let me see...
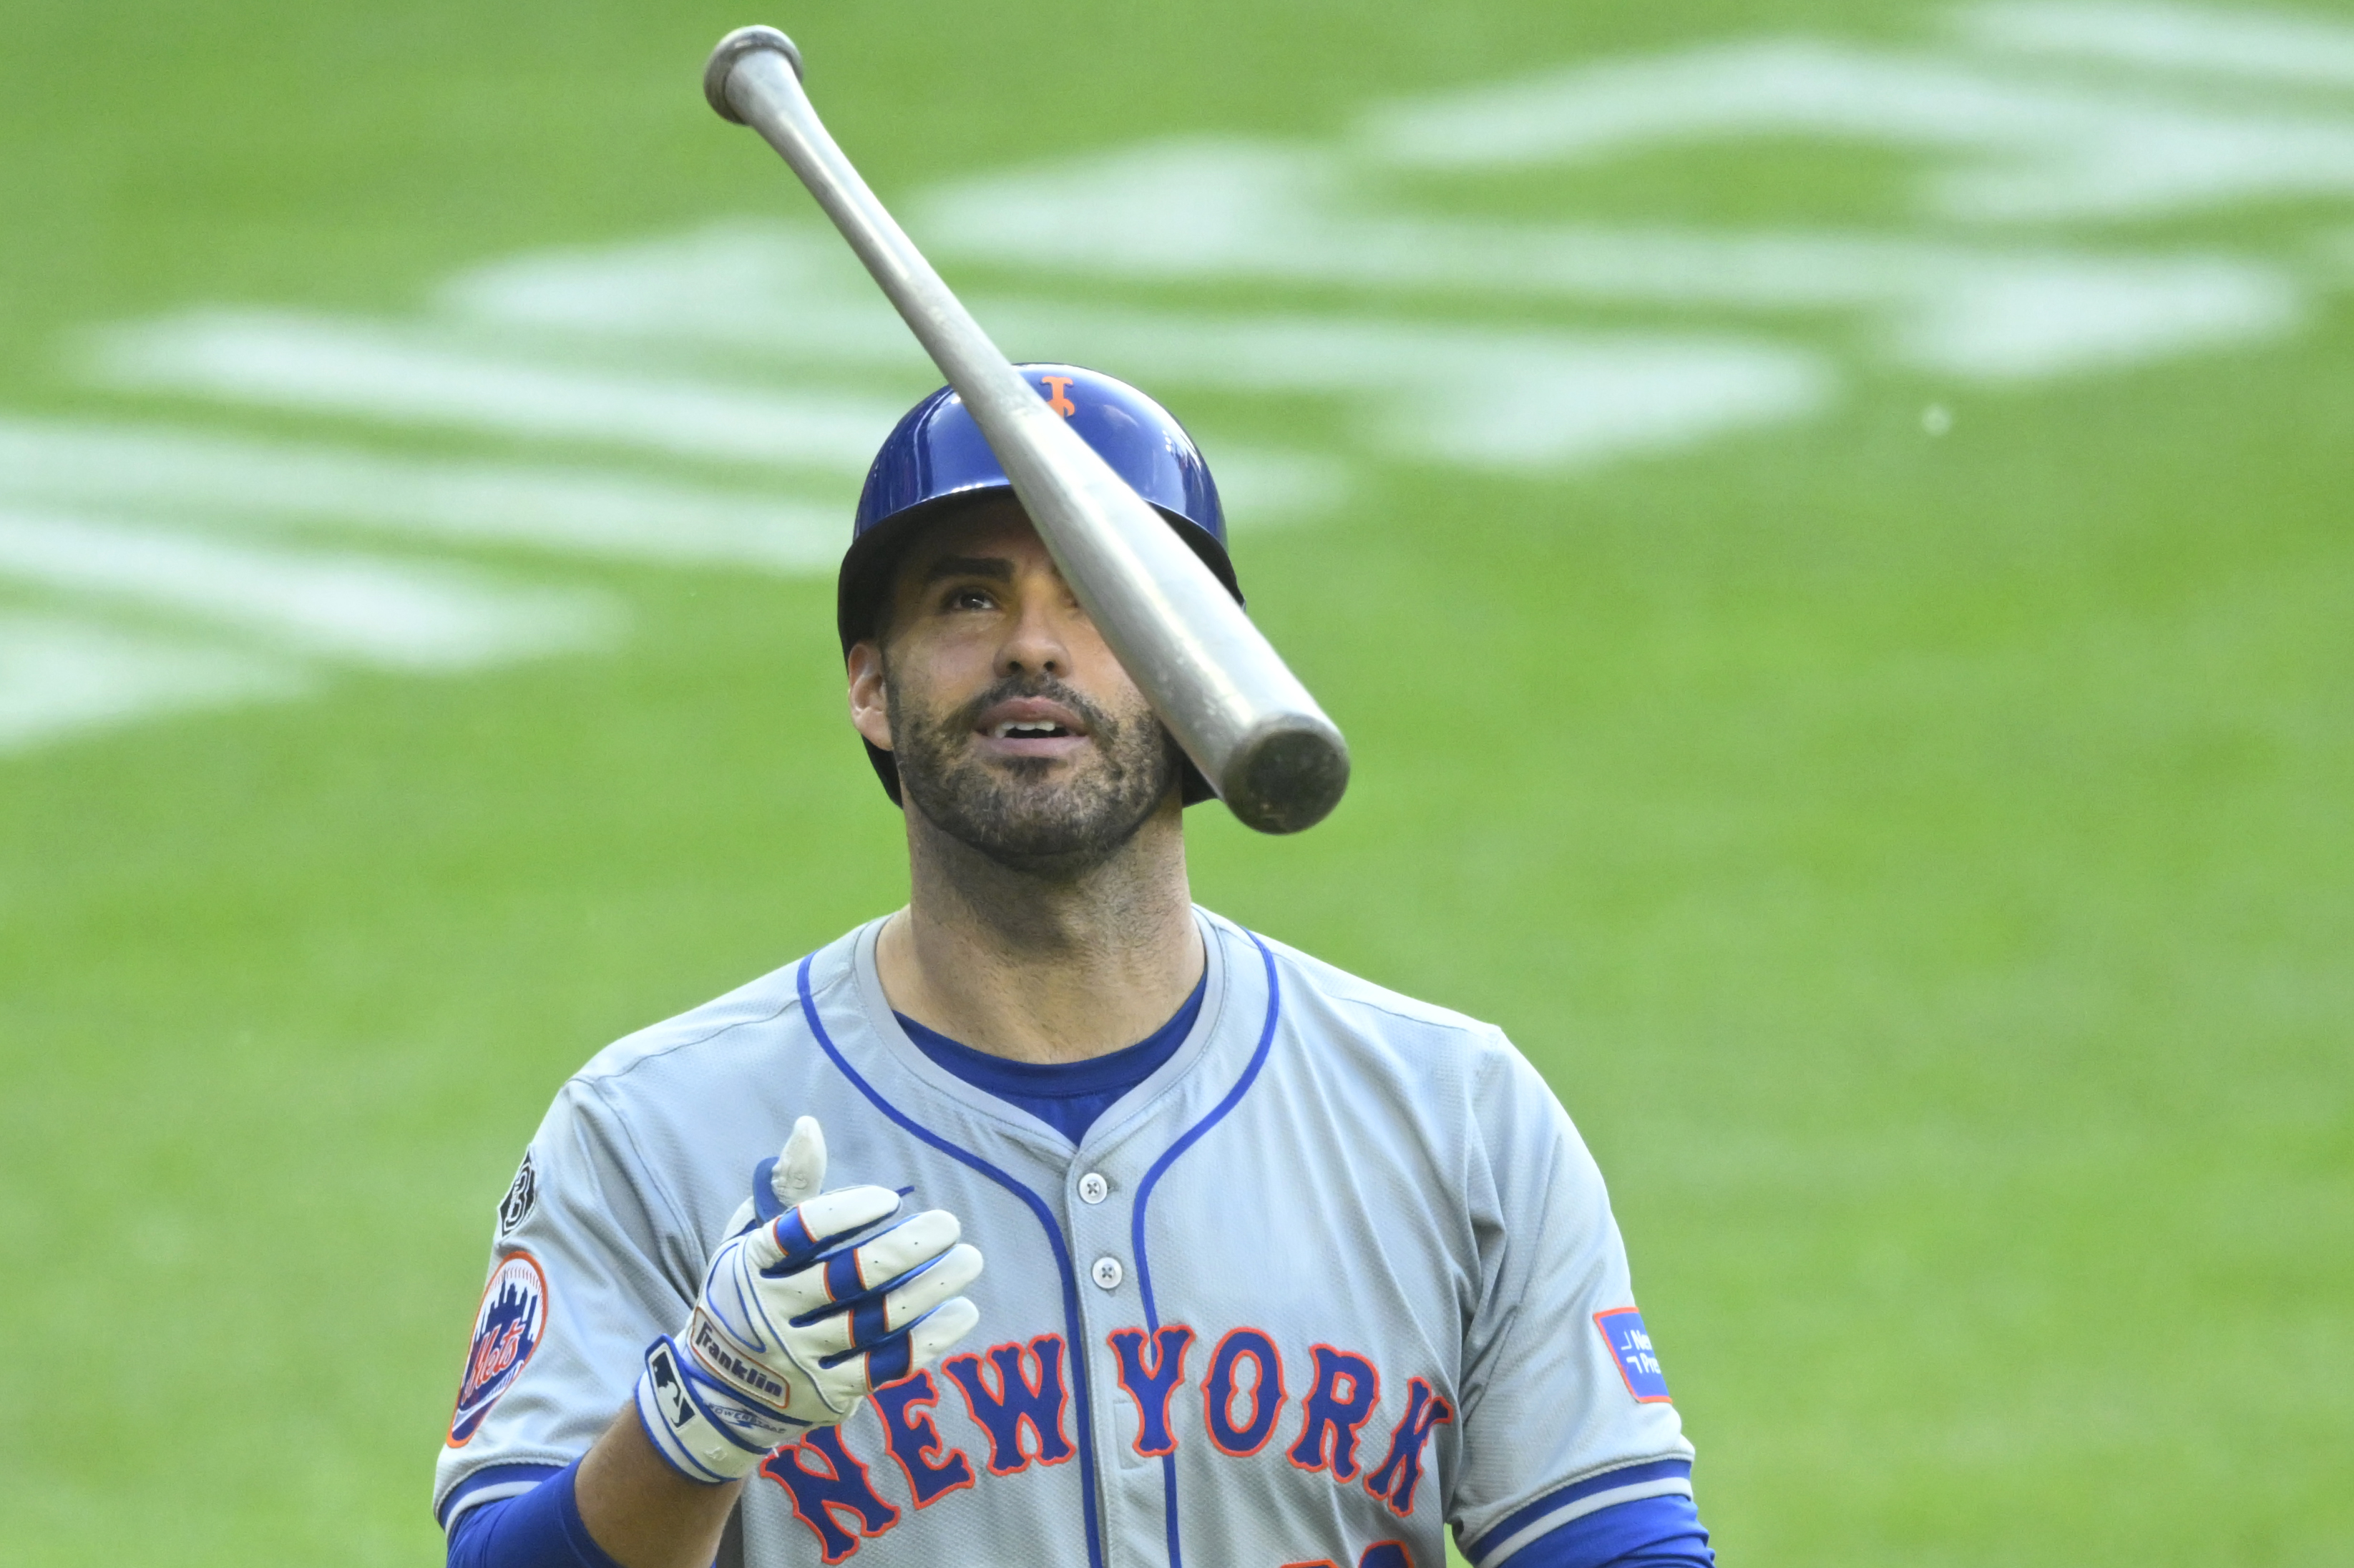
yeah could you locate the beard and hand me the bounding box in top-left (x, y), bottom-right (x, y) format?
top-left (886, 666), bottom-right (1182, 873)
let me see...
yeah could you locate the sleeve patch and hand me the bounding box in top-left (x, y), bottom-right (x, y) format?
top-left (497, 1151), bottom-right (538, 1236)
top-left (449, 1253), bottom-right (550, 1445)
top-left (1593, 1308), bottom-right (1671, 1404)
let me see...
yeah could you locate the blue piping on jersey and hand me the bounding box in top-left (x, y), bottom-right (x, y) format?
top-left (796, 956), bottom-right (1108, 1568)
top-left (1462, 1459), bottom-right (1694, 1566)
top-left (1130, 932), bottom-right (1284, 1568)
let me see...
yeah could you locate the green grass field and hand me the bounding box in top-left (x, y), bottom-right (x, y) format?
top-left (2, 0), bottom-right (2350, 1563)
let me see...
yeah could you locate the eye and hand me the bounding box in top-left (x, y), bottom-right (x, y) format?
top-left (941, 586), bottom-right (997, 613)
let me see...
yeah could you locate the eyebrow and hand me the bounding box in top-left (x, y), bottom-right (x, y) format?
top-left (920, 555), bottom-right (1015, 584)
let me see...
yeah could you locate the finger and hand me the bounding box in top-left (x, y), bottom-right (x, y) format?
top-left (879, 1243), bottom-right (982, 1333)
top-left (793, 1302), bottom-right (859, 1362)
top-left (772, 1116), bottom-right (826, 1207)
top-left (823, 1210), bottom-right (959, 1303)
top-left (744, 1185), bottom-right (899, 1271)
top-left (846, 1291), bottom-right (982, 1390)
top-left (748, 1116), bottom-right (826, 1227)
top-left (904, 1296), bottom-right (980, 1370)
top-left (771, 1213), bottom-right (959, 1333)
top-left (831, 1241), bottom-right (981, 1355)
top-left (794, 1185), bottom-right (902, 1249)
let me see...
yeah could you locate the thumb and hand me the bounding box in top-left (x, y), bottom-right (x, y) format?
top-left (771, 1115), bottom-right (827, 1207)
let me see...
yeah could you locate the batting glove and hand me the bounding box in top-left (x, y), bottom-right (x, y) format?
top-left (634, 1116), bottom-right (983, 1484)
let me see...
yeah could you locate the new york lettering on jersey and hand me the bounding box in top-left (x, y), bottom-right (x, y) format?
top-left (434, 911), bottom-right (1696, 1565)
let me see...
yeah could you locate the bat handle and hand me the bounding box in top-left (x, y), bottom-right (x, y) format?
top-left (702, 27), bottom-right (1351, 835)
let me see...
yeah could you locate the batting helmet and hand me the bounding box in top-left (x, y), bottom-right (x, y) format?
top-left (838, 363), bottom-right (1239, 808)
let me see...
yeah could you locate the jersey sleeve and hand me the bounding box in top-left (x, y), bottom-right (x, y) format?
top-left (1497, 1494), bottom-right (1715, 1568)
top-left (431, 1076), bottom-right (710, 1531)
top-left (1447, 1037), bottom-right (1699, 1567)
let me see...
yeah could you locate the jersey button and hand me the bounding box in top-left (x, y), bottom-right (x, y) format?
top-left (1090, 1255), bottom-right (1123, 1290)
top-left (1078, 1172), bottom-right (1110, 1205)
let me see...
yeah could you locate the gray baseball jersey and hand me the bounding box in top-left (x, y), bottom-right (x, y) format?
top-left (435, 909), bottom-right (1696, 1568)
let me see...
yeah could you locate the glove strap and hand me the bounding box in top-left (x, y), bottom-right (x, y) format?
top-left (634, 1337), bottom-right (791, 1484)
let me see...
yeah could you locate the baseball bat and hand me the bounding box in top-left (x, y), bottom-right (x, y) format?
top-left (702, 26), bottom-right (1350, 835)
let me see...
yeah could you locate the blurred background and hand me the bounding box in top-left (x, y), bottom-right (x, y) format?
top-left (1, 0), bottom-right (2348, 1562)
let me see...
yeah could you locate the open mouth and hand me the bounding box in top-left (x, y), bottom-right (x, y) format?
top-left (973, 695), bottom-right (1093, 757)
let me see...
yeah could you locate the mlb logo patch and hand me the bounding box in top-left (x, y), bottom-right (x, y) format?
top-left (1593, 1308), bottom-right (1672, 1403)
top-left (449, 1253), bottom-right (548, 1445)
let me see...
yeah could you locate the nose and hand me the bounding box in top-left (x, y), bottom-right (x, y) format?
top-left (996, 583), bottom-right (1073, 678)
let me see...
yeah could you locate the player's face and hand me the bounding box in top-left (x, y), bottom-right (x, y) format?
top-left (849, 499), bottom-right (1182, 870)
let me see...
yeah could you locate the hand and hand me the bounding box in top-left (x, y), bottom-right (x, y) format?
top-left (633, 1117), bottom-right (983, 1484)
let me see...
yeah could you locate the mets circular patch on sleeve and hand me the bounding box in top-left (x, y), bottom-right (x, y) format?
top-left (449, 1253), bottom-right (548, 1445)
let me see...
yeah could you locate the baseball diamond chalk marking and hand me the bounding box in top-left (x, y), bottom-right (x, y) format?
top-left (11, 1), bottom-right (2354, 765)
top-left (0, 612), bottom-right (311, 752)
top-left (0, 418), bottom-right (845, 572)
top-left (917, 141), bottom-right (2306, 381)
top-left (0, 508), bottom-right (620, 672)
top-left (1363, 24), bottom-right (2354, 221)
top-left (445, 217), bottom-right (1837, 464)
top-left (89, 311), bottom-right (907, 471)
top-left (449, 1253), bottom-right (548, 1445)
top-left (1963, 1), bottom-right (2354, 87)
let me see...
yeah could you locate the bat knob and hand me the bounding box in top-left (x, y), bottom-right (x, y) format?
top-left (1222, 717), bottom-right (1352, 835)
top-left (705, 26), bottom-right (804, 123)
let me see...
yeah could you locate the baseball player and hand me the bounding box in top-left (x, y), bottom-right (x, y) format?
top-left (435, 366), bottom-right (1714, 1568)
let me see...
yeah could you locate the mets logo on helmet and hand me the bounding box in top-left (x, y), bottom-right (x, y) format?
top-left (449, 1253), bottom-right (548, 1445)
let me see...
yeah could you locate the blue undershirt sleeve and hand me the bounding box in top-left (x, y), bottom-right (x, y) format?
top-left (1487, 1491), bottom-right (1715, 1568)
top-left (446, 1460), bottom-right (627, 1568)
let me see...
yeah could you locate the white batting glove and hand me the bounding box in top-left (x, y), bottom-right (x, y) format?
top-left (634, 1117), bottom-right (983, 1484)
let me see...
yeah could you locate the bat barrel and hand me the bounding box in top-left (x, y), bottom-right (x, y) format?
top-left (703, 26), bottom-right (1349, 834)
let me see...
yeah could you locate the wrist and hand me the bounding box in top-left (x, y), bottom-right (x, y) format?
top-left (633, 1338), bottom-right (777, 1484)
top-left (577, 1407), bottom-right (746, 1568)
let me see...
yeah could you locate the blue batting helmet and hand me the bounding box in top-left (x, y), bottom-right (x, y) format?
top-left (837, 364), bottom-right (1240, 808)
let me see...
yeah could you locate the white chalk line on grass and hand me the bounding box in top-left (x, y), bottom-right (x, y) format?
top-left (987, 303), bottom-right (1836, 468)
top-left (0, 508), bottom-right (623, 672)
top-left (80, 311), bottom-right (1351, 516)
top-left (440, 220), bottom-right (929, 371)
top-left (1962, 1), bottom-right (2354, 89)
top-left (917, 144), bottom-right (2304, 381)
top-left (444, 220), bottom-right (1835, 466)
top-left (0, 417), bottom-right (846, 573)
top-left (1359, 30), bottom-right (2354, 222)
top-left (87, 310), bottom-right (907, 472)
top-left (0, 612), bottom-right (312, 753)
top-left (19, 1), bottom-right (2354, 763)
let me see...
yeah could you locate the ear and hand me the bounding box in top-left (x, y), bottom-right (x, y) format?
top-left (846, 641), bottom-right (894, 753)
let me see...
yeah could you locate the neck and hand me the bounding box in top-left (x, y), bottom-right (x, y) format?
top-left (876, 794), bottom-right (1203, 1065)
